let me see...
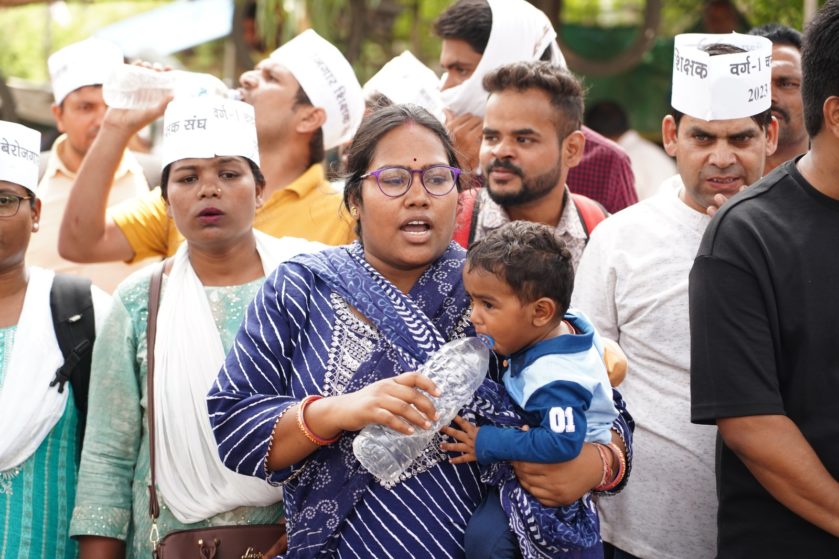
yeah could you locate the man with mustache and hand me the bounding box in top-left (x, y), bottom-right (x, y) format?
top-left (572, 35), bottom-right (777, 558)
top-left (29, 38), bottom-right (153, 292)
top-left (473, 61), bottom-right (599, 269)
top-left (749, 23), bottom-right (807, 173)
top-left (435, 0), bottom-right (637, 214)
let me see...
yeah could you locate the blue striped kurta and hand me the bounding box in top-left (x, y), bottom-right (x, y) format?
top-left (209, 246), bottom-right (485, 558)
top-left (209, 244), bottom-right (635, 559)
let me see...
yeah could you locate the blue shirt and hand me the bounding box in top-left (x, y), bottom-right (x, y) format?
top-left (475, 309), bottom-right (617, 464)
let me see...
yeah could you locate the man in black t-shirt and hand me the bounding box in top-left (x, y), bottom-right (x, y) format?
top-left (690, 2), bottom-right (839, 556)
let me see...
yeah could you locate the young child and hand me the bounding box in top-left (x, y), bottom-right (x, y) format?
top-left (442, 221), bottom-right (621, 559)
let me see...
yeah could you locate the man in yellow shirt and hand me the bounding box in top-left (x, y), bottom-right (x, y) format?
top-left (30, 38), bottom-right (153, 292)
top-left (58, 30), bottom-right (363, 265)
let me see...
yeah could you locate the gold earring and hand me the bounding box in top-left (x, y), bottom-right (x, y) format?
top-left (350, 207), bottom-right (359, 218)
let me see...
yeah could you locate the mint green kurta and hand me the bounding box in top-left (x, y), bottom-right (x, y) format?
top-left (69, 270), bottom-right (281, 558)
top-left (0, 326), bottom-right (80, 559)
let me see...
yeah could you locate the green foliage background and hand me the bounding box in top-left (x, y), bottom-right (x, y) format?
top-left (0, 1), bottom-right (168, 82)
top-left (0, 0), bottom-right (820, 82)
top-left (0, 0), bottom-right (826, 134)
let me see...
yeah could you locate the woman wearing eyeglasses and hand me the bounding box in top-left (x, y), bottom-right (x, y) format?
top-left (0, 121), bottom-right (111, 559)
top-left (208, 104), bottom-right (633, 558)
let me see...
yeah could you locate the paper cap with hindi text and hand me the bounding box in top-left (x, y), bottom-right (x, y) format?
top-left (440, 0), bottom-right (566, 118)
top-left (161, 97), bottom-right (260, 170)
top-left (48, 38), bottom-right (123, 106)
top-left (671, 33), bottom-right (773, 121)
top-left (270, 29), bottom-right (365, 150)
top-left (364, 51), bottom-right (446, 123)
top-left (0, 121), bottom-right (41, 194)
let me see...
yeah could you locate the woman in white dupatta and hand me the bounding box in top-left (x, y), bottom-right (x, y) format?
top-left (0, 120), bottom-right (111, 559)
top-left (70, 97), bottom-right (317, 559)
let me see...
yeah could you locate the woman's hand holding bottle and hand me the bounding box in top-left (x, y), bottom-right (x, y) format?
top-left (309, 372), bottom-right (440, 438)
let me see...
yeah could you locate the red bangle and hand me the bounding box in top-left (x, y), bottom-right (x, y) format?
top-left (593, 443), bottom-right (612, 488)
top-left (595, 442), bottom-right (626, 492)
top-left (297, 395), bottom-right (341, 446)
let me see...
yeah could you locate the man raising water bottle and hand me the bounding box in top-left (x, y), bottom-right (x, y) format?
top-left (58, 29), bottom-right (363, 265)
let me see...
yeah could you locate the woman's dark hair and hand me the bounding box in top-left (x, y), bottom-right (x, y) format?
top-left (342, 103), bottom-right (462, 236)
top-left (466, 221), bottom-right (574, 318)
top-left (160, 157), bottom-right (265, 199)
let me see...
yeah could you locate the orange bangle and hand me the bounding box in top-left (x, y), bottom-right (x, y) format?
top-left (297, 395), bottom-right (340, 446)
top-left (593, 443), bottom-right (612, 488)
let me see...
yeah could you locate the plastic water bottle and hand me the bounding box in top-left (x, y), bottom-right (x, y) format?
top-left (103, 65), bottom-right (238, 109)
top-left (353, 335), bottom-right (493, 484)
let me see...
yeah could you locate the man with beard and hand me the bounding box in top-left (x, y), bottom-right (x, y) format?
top-left (463, 61), bottom-right (600, 269)
top-left (572, 35), bottom-right (777, 559)
top-left (750, 23), bottom-right (808, 172)
top-left (30, 38), bottom-right (153, 292)
top-left (436, 0), bottom-right (637, 214)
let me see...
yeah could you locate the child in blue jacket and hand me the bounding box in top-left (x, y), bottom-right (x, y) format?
top-left (443, 221), bottom-right (619, 559)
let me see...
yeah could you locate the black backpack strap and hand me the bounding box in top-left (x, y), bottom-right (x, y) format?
top-left (49, 274), bottom-right (96, 426)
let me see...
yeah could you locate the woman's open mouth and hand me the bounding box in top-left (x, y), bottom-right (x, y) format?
top-left (197, 207), bottom-right (224, 224)
top-left (400, 219), bottom-right (433, 242)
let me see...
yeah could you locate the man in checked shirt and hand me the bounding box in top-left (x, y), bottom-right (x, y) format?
top-left (435, 0), bottom-right (638, 214)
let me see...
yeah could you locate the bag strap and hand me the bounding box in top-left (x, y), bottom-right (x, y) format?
top-left (48, 274), bottom-right (96, 442)
top-left (570, 192), bottom-right (609, 240)
top-left (142, 259), bottom-right (288, 557)
top-left (146, 261), bottom-right (166, 529)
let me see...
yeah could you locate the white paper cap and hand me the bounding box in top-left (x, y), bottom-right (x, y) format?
top-left (270, 29), bottom-right (365, 150)
top-left (0, 121), bottom-right (41, 194)
top-left (364, 51), bottom-right (446, 123)
top-left (440, 0), bottom-right (566, 118)
top-left (672, 33), bottom-right (773, 121)
top-left (48, 38), bottom-right (123, 105)
top-left (161, 97), bottom-right (260, 169)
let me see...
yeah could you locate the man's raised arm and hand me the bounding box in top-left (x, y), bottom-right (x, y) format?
top-left (59, 100), bottom-right (168, 263)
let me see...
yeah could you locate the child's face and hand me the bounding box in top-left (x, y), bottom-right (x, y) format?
top-left (462, 265), bottom-right (540, 356)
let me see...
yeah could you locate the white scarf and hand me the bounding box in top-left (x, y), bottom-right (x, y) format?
top-left (0, 268), bottom-right (67, 472)
top-left (440, 0), bottom-right (566, 118)
top-left (154, 231), bottom-right (320, 523)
